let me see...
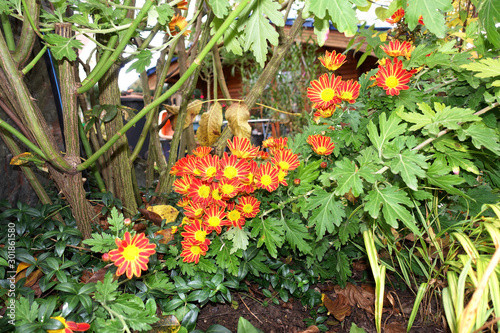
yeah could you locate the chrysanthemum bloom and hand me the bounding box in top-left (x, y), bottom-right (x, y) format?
top-left (170, 155), bottom-right (190, 175)
top-left (47, 316), bottom-right (90, 333)
top-left (336, 80), bottom-right (361, 104)
top-left (184, 201), bottom-right (206, 219)
top-left (277, 168), bottom-right (288, 186)
top-left (176, 196), bottom-right (191, 207)
top-left (169, 14), bottom-right (191, 36)
top-left (196, 154), bottom-right (219, 182)
top-left (217, 152), bottom-right (250, 181)
top-left (386, 8), bottom-right (405, 24)
top-left (271, 149), bottom-right (300, 172)
top-left (209, 182), bottom-right (227, 207)
top-left (173, 175), bottom-right (193, 195)
top-left (180, 238), bottom-right (208, 263)
top-left (227, 136), bottom-right (259, 159)
top-left (318, 50), bottom-right (347, 71)
top-left (187, 177), bottom-right (212, 205)
top-left (240, 160), bottom-right (258, 194)
top-left (307, 73), bottom-right (342, 109)
top-left (255, 163), bottom-right (280, 192)
top-left (375, 58), bottom-right (413, 96)
top-left (307, 134), bottom-right (335, 156)
top-left (203, 205), bottom-right (229, 234)
top-left (314, 106), bottom-right (337, 118)
top-left (256, 151), bottom-right (269, 160)
top-left (262, 137), bottom-right (275, 149)
top-left (176, 0), bottom-right (188, 10)
top-left (181, 219), bottom-right (211, 247)
top-left (108, 232), bottom-right (156, 279)
top-left (226, 206), bottom-right (246, 229)
top-left (236, 196), bottom-right (260, 218)
top-left (180, 155), bottom-right (202, 177)
top-left (192, 146), bottom-right (212, 158)
top-left (219, 177), bottom-right (241, 199)
top-left (380, 40), bottom-right (414, 58)
top-left (269, 137), bottom-right (288, 152)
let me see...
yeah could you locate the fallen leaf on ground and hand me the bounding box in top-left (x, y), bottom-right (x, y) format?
top-left (155, 228), bottom-right (174, 244)
top-left (385, 321), bottom-right (406, 333)
top-left (334, 283), bottom-right (375, 315)
top-left (298, 325), bottom-right (319, 333)
top-left (80, 264), bottom-right (112, 284)
top-left (323, 293), bottom-right (351, 321)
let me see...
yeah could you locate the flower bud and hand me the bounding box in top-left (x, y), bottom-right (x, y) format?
top-left (102, 252), bottom-right (110, 262)
top-left (293, 178), bottom-right (301, 185)
top-left (320, 162), bottom-right (328, 169)
top-left (123, 218), bottom-right (132, 226)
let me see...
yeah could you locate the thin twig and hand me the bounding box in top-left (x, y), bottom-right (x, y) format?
top-left (49, 238), bottom-right (92, 251)
top-left (238, 293), bottom-right (263, 324)
top-left (471, 316), bottom-right (500, 333)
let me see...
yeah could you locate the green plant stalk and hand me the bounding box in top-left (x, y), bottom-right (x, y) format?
top-left (77, 0), bottom-right (251, 171)
top-left (20, 0), bottom-right (43, 40)
top-left (21, 44), bottom-right (47, 75)
top-left (13, 0), bottom-right (39, 66)
top-left (407, 282), bottom-right (428, 332)
top-left (77, 0), bottom-right (154, 94)
top-left (0, 118), bottom-right (47, 159)
top-left (1, 14), bottom-right (15, 51)
top-left (100, 303), bottom-right (132, 333)
top-left (78, 121), bottom-right (106, 192)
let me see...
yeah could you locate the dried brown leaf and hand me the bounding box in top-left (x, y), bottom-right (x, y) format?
top-left (167, 100), bottom-right (203, 130)
top-left (206, 102), bottom-right (223, 145)
top-left (155, 229), bottom-right (175, 244)
top-left (298, 325), bottom-right (320, 333)
top-left (323, 293), bottom-right (351, 322)
top-left (197, 113), bottom-right (210, 146)
top-left (385, 321), bottom-right (406, 333)
top-left (147, 205), bottom-right (179, 223)
top-left (139, 208), bottom-right (163, 226)
top-left (82, 264), bottom-right (113, 284)
top-left (225, 102), bottom-right (251, 139)
top-left (334, 283), bottom-right (375, 315)
top-left (10, 152), bottom-right (35, 165)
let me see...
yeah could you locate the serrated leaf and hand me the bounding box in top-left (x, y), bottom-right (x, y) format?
top-left (426, 159), bottom-right (466, 197)
top-left (155, 3), bottom-right (174, 25)
top-left (208, 0), bottom-right (229, 18)
top-left (308, 0), bottom-right (359, 36)
top-left (338, 219), bottom-right (359, 244)
top-left (282, 218), bottom-right (312, 253)
top-left (305, 189), bottom-right (346, 238)
top-left (457, 123), bottom-right (500, 155)
top-left (126, 49), bottom-right (153, 74)
top-left (82, 232), bottom-right (116, 252)
top-left (385, 149), bottom-right (428, 191)
top-left (461, 58), bottom-right (500, 79)
top-left (367, 112), bottom-right (407, 158)
top-left (406, 0), bottom-right (453, 37)
top-left (224, 227), bottom-right (250, 254)
top-left (478, 0), bottom-right (500, 48)
top-left (434, 151), bottom-right (479, 175)
top-left (330, 158), bottom-right (375, 196)
top-left (44, 34), bottom-right (83, 61)
top-left (250, 217), bottom-right (284, 258)
top-left (225, 102), bottom-right (251, 139)
top-left (364, 185), bottom-right (420, 235)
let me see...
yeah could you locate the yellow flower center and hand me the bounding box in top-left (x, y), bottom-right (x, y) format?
top-left (385, 76), bottom-right (399, 88)
top-left (190, 245), bottom-right (202, 255)
top-left (212, 189), bottom-right (222, 200)
top-left (222, 184), bottom-right (234, 194)
top-left (228, 210), bottom-right (241, 221)
top-left (208, 216), bottom-right (221, 227)
top-left (261, 175), bottom-right (272, 186)
top-left (193, 168), bottom-right (201, 176)
top-left (194, 230), bottom-right (207, 242)
top-left (242, 173), bottom-right (253, 185)
top-left (278, 161), bottom-right (290, 171)
top-left (224, 166), bottom-right (238, 179)
top-left (341, 91), bottom-right (353, 100)
top-left (122, 244), bottom-right (140, 261)
top-left (316, 146), bottom-right (327, 154)
top-left (320, 88), bottom-right (335, 102)
top-left (198, 185), bottom-right (211, 198)
top-left (194, 208), bottom-right (203, 217)
top-left (243, 204), bottom-right (253, 214)
top-left (206, 166), bottom-right (217, 177)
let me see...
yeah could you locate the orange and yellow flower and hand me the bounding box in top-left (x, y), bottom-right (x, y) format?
top-left (262, 137), bottom-right (288, 153)
top-left (227, 136), bottom-right (259, 159)
top-left (380, 40), bottom-right (414, 58)
top-left (181, 238), bottom-right (208, 263)
top-left (203, 205), bottom-right (229, 234)
top-left (318, 50), bottom-right (347, 71)
top-left (375, 58), bottom-right (413, 96)
top-left (218, 152), bottom-right (250, 181)
top-left (271, 149), bottom-right (300, 172)
top-left (197, 154), bottom-right (219, 182)
top-left (255, 163), bottom-right (279, 192)
top-left (209, 182), bottom-right (227, 207)
top-left (256, 151), bottom-right (269, 160)
top-left (176, 197), bottom-right (191, 207)
top-left (386, 8), bottom-right (405, 24)
top-left (192, 146), bottom-right (212, 158)
top-left (47, 316), bottom-right (90, 333)
top-left (180, 155), bottom-right (201, 177)
top-left (307, 73), bottom-right (342, 109)
top-left (307, 134), bottom-right (335, 156)
top-left (108, 232), bottom-right (156, 279)
top-left (240, 160), bottom-right (258, 194)
top-left (173, 175), bottom-right (193, 195)
top-left (314, 106), bottom-right (337, 118)
top-left (169, 14), bottom-right (191, 37)
top-left (184, 201), bottom-right (206, 219)
top-left (277, 168), bottom-right (288, 186)
top-left (219, 177), bottom-right (241, 199)
top-left (236, 196), bottom-right (260, 218)
top-left (336, 80), bottom-right (360, 104)
top-left (181, 219), bottom-right (210, 247)
top-left (176, 0), bottom-right (188, 10)
top-left (187, 178), bottom-right (212, 205)
top-left (226, 206), bottom-right (246, 229)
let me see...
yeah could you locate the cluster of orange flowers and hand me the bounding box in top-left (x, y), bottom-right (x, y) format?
top-left (171, 136), bottom-right (300, 263)
top-left (306, 50), bottom-right (361, 120)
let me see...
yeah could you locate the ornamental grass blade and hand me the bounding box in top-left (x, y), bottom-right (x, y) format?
top-left (407, 283), bottom-right (427, 332)
top-left (225, 102), bottom-right (251, 139)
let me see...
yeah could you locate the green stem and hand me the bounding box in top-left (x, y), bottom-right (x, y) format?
top-left (0, 118), bottom-right (47, 159)
top-left (21, 45), bottom-right (47, 75)
top-left (1, 14), bottom-right (15, 51)
top-left (78, 121), bottom-right (106, 192)
top-left (20, 0), bottom-right (43, 40)
top-left (77, 0), bottom-right (251, 171)
top-left (100, 303), bottom-right (132, 333)
top-left (77, 0), bottom-right (155, 94)
top-left (77, 22), bottom-right (133, 35)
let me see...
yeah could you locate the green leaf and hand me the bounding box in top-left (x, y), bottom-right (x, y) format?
top-left (305, 189), bottom-right (346, 238)
top-left (338, 219), bottom-right (359, 244)
top-left (208, 0), bottom-right (229, 18)
top-left (313, 17), bottom-right (330, 46)
top-left (457, 123), bottom-right (500, 155)
top-left (82, 232), bottom-right (116, 253)
top-left (211, 238), bottom-right (241, 275)
top-left (223, 227), bottom-right (250, 254)
top-left (426, 159), bottom-right (466, 197)
top-left (385, 149), bottom-right (428, 191)
top-left (478, 0), bottom-right (500, 48)
top-left (155, 3), bottom-right (174, 25)
top-left (44, 34), bottom-right (83, 61)
top-left (239, 0), bottom-right (284, 67)
top-left (364, 184), bottom-right (420, 235)
top-left (308, 0), bottom-right (359, 36)
top-left (406, 0), bottom-right (453, 37)
top-left (330, 158), bottom-right (375, 196)
top-left (126, 49), bottom-right (153, 74)
top-left (95, 272), bottom-right (120, 303)
top-left (367, 111), bottom-right (407, 158)
top-left (238, 317), bottom-right (260, 333)
top-left (250, 217), bottom-right (285, 258)
top-left (434, 151), bottom-right (479, 175)
top-left (282, 218), bottom-right (312, 254)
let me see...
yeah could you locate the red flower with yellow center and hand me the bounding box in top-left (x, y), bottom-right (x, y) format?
top-left (176, 197), bottom-right (191, 207)
top-left (209, 182), bottom-right (227, 207)
top-left (176, 0), bottom-right (188, 10)
top-left (375, 58), bottom-right (413, 96)
top-left (236, 196), bottom-right (260, 218)
top-left (262, 137), bottom-right (275, 149)
top-left (227, 136), bottom-right (259, 159)
top-left (108, 232), bottom-right (156, 279)
top-left (307, 134), bottom-right (335, 156)
top-left (307, 73), bottom-right (342, 109)
top-left (218, 152), bottom-right (250, 181)
top-left (184, 201), bottom-right (206, 219)
top-left (271, 149), bottom-right (300, 172)
top-left (256, 151), bottom-right (269, 160)
top-left (187, 178), bottom-right (212, 205)
top-left (277, 168), bottom-right (288, 186)
top-left (240, 160), bottom-right (257, 194)
top-left (173, 175), bottom-right (193, 195)
top-left (170, 155), bottom-right (190, 175)
top-left (47, 316), bottom-right (90, 333)
top-left (386, 8), bottom-right (405, 24)
top-left (180, 238), bottom-right (208, 263)
top-left (181, 219), bottom-right (210, 247)
top-left (196, 154), bottom-right (219, 182)
top-left (380, 40), bottom-right (414, 58)
top-left (169, 14), bottom-right (191, 37)
top-left (314, 106), bottom-right (337, 118)
top-left (203, 205), bottom-right (229, 234)
top-left (226, 206), bottom-right (246, 229)
top-left (255, 163), bottom-right (279, 192)
top-left (180, 155), bottom-right (202, 176)
top-left (318, 50), bottom-right (347, 71)
top-left (336, 80), bottom-right (360, 104)
top-left (219, 177), bottom-right (241, 199)
top-left (192, 146), bottom-right (212, 158)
